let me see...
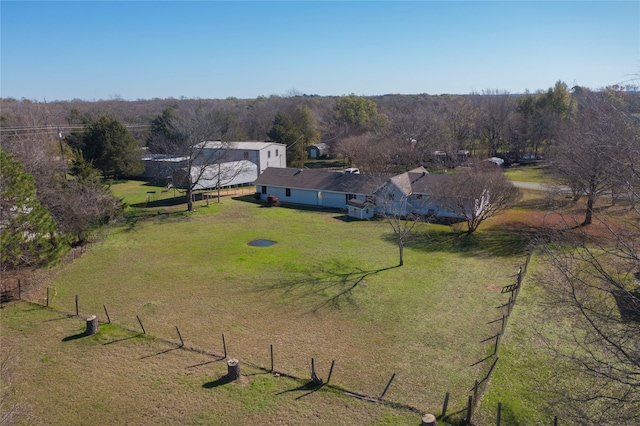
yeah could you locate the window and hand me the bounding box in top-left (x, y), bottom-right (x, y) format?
top-left (268, 150), bottom-right (271, 158)
top-left (285, 188), bottom-right (291, 197)
top-left (346, 194), bottom-right (356, 202)
top-left (261, 185), bottom-right (267, 194)
top-left (388, 193), bottom-right (395, 201)
top-left (276, 149), bottom-right (279, 156)
top-left (244, 152), bottom-right (249, 160)
top-left (415, 194), bottom-right (423, 200)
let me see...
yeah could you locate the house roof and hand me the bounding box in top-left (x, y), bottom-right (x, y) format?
top-left (255, 167), bottom-right (391, 195)
top-left (387, 167), bottom-right (451, 196)
top-left (309, 143), bottom-right (329, 150)
top-left (194, 141), bottom-right (286, 151)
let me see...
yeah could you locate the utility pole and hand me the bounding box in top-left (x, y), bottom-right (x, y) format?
top-left (58, 127), bottom-right (67, 180)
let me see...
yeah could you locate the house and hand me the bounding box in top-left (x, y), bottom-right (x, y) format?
top-left (307, 143), bottom-right (330, 159)
top-left (376, 167), bottom-right (462, 220)
top-left (254, 166), bottom-right (464, 221)
top-left (254, 168), bottom-right (390, 210)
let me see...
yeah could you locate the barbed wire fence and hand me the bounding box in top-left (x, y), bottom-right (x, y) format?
top-left (4, 244), bottom-right (561, 425)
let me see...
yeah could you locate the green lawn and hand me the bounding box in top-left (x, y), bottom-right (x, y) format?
top-left (504, 163), bottom-right (554, 184)
top-left (4, 180), bottom-right (533, 425)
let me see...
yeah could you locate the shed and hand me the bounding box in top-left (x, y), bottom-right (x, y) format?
top-left (307, 143), bottom-right (330, 159)
top-left (347, 198), bottom-right (375, 219)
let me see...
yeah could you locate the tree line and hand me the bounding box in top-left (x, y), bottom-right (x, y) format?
top-left (1, 82), bottom-right (638, 268)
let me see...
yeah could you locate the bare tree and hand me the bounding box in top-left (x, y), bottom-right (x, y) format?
top-left (375, 172), bottom-right (430, 266)
top-left (432, 164), bottom-right (521, 233)
top-left (551, 89), bottom-right (635, 226)
top-left (536, 209), bottom-right (640, 424)
top-left (474, 89), bottom-right (516, 158)
top-left (151, 106), bottom-right (253, 211)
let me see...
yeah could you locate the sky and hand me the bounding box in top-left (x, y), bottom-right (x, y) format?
top-left (2, 1), bottom-right (639, 101)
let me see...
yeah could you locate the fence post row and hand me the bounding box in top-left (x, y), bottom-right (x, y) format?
top-left (23, 258), bottom-right (538, 423)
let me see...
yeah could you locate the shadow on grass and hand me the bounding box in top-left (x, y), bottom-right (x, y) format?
top-left (399, 228), bottom-right (532, 259)
top-left (253, 259), bottom-right (400, 313)
top-left (102, 335), bottom-right (139, 346)
top-left (498, 403), bottom-right (523, 426)
top-left (202, 375), bottom-right (233, 389)
top-left (140, 347), bottom-right (181, 359)
top-left (186, 357), bottom-right (226, 369)
top-left (276, 380), bottom-right (322, 400)
top-left (62, 332), bottom-right (88, 342)
top-left (43, 316), bottom-right (75, 323)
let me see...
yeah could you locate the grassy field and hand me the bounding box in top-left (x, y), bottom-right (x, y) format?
top-left (2, 180), bottom-right (534, 425)
top-left (1, 302), bottom-right (422, 425)
top-left (503, 163), bottom-right (553, 183)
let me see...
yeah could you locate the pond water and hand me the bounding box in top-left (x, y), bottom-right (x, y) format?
top-left (248, 239), bottom-right (276, 247)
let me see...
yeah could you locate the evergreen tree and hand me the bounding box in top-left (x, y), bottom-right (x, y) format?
top-left (82, 116), bottom-right (144, 179)
top-left (0, 148), bottom-right (68, 268)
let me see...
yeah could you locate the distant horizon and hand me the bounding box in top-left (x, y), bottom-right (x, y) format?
top-left (2, 1), bottom-right (638, 102)
top-left (2, 83), bottom-right (631, 104)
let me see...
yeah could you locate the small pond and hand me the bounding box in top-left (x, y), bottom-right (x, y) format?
top-left (248, 239), bottom-right (276, 247)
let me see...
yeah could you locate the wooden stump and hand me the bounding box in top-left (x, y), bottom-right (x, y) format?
top-left (227, 358), bottom-right (240, 381)
top-left (85, 315), bottom-right (99, 336)
top-left (421, 414), bottom-right (437, 426)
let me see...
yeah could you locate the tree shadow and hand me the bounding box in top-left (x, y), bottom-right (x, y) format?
top-left (252, 259), bottom-right (400, 313)
top-left (400, 228), bottom-right (532, 259)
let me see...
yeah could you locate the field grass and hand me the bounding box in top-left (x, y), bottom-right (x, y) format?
top-left (504, 163), bottom-right (554, 183)
top-left (4, 180), bottom-right (534, 424)
top-left (1, 302), bottom-right (423, 426)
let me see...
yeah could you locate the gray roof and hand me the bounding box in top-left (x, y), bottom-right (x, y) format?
top-left (405, 171), bottom-right (452, 195)
top-left (194, 141), bottom-right (286, 151)
top-left (255, 168), bottom-right (391, 195)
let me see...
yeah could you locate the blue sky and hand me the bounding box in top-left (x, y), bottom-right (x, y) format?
top-left (2, 1), bottom-right (638, 101)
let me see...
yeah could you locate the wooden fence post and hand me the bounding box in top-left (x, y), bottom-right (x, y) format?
top-left (311, 358), bottom-right (322, 385)
top-left (75, 295), bottom-right (79, 316)
top-left (473, 379), bottom-right (478, 405)
top-left (17, 279), bottom-right (21, 300)
top-left (136, 315), bottom-right (146, 334)
top-left (222, 333), bottom-right (227, 358)
top-left (441, 391), bottom-right (450, 418)
top-left (326, 360), bottom-right (335, 384)
top-left (176, 326), bottom-right (184, 347)
top-left (379, 373), bottom-right (396, 400)
top-left (103, 305), bottom-right (111, 324)
top-left (465, 395), bottom-right (473, 425)
top-left (46, 287), bottom-right (49, 307)
top-left (497, 402), bottom-right (502, 426)
top-left (270, 344), bottom-right (274, 372)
